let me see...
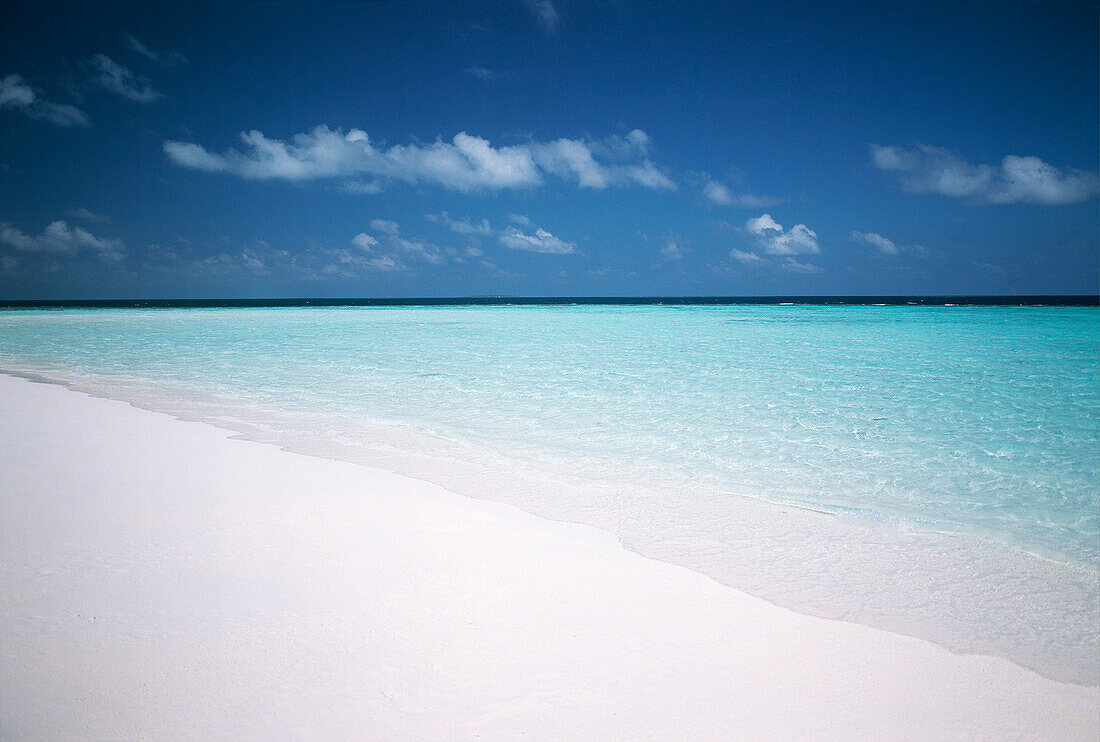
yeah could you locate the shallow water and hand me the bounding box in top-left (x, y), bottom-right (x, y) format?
top-left (2, 304), bottom-right (1097, 682)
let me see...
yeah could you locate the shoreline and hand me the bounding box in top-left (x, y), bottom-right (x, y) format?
top-left (1, 372), bottom-right (1097, 739)
top-left (1, 363), bottom-right (1097, 686)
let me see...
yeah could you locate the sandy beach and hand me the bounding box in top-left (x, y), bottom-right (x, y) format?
top-left (1, 372), bottom-right (1096, 740)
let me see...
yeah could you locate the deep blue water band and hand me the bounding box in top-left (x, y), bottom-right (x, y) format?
top-left (0, 295), bottom-right (1097, 309)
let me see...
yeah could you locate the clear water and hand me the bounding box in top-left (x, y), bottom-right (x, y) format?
top-left (1, 305), bottom-right (1098, 682)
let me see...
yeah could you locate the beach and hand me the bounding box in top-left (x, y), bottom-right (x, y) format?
top-left (2, 372), bottom-right (1097, 740)
top-left (2, 0), bottom-right (1096, 736)
top-left (2, 304), bottom-right (1097, 687)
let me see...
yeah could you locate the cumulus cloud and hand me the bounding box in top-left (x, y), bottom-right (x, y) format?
top-left (348, 223), bottom-right (453, 270)
top-left (526, 0), bottom-right (560, 33)
top-left (850, 231), bottom-right (900, 255)
top-left (421, 211), bottom-right (577, 258)
top-left (162, 141), bottom-right (227, 171)
top-left (351, 232), bottom-right (378, 250)
top-left (745, 213), bottom-right (820, 255)
top-left (163, 126), bottom-right (675, 192)
top-left (0, 219), bottom-right (125, 261)
top-left (90, 54), bottom-right (161, 102)
top-left (0, 74), bottom-right (89, 127)
top-left (425, 211), bottom-right (493, 235)
top-left (525, 129), bottom-right (675, 190)
top-left (527, 138), bottom-right (606, 187)
top-left (369, 218), bottom-right (400, 235)
top-left (703, 178), bottom-right (781, 208)
top-left (499, 227), bottom-right (576, 254)
top-left (870, 143), bottom-right (1098, 206)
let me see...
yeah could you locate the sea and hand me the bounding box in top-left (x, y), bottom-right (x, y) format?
top-left (1, 298), bottom-right (1097, 684)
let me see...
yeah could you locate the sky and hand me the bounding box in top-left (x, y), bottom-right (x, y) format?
top-left (0, 0), bottom-right (1096, 299)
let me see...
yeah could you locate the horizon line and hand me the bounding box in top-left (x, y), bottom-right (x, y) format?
top-left (1, 294), bottom-right (1098, 308)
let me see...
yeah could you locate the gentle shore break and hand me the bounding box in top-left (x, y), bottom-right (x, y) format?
top-left (1, 373), bottom-right (1096, 740)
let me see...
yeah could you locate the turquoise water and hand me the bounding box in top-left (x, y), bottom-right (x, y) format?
top-left (1, 305), bottom-right (1098, 680)
top-left (2, 305), bottom-right (1096, 564)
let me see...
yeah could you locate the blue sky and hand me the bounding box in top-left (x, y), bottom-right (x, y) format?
top-left (0, 0), bottom-right (1096, 298)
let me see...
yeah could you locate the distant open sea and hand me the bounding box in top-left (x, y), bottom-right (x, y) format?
top-left (1, 298), bottom-right (1097, 683)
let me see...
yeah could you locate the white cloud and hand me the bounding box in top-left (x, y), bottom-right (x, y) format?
top-left (66, 207), bottom-right (111, 224)
top-left (507, 213), bottom-right (532, 226)
top-left (627, 160), bottom-right (677, 190)
top-left (660, 238), bottom-right (685, 260)
top-left (528, 138), bottom-right (607, 187)
top-left (162, 141), bottom-right (227, 171)
top-left (187, 242), bottom-right (285, 278)
top-left (499, 227), bottom-right (576, 254)
top-left (91, 54), bottom-right (161, 102)
top-left (526, 0), bottom-right (560, 33)
top-left (527, 132), bottom-right (675, 190)
top-left (122, 33), bottom-right (158, 61)
top-left (164, 126), bottom-right (675, 192)
top-left (729, 248), bottom-right (764, 264)
top-left (425, 211), bottom-right (493, 235)
top-left (340, 179), bottom-right (384, 194)
top-left (779, 258), bottom-right (820, 273)
top-left (745, 213), bottom-right (782, 234)
top-left (624, 128), bottom-right (650, 151)
top-left (144, 237), bottom-right (417, 281)
top-left (703, 178), bottom-right (781, 208)
top-left (745, 213), bottom-right (820, 255)
top-left (239, 251), bottom-right (268, 275)
top-left (363, 254), bottom-right (401, 271)
top-left (369, 218), bottom-right (400, 235)
top-left (869, 145), bottom-right (912, 171)
top-left (0, 219), bottom-right (125, 261)
top-left (466, 66), bottom-right (499, 82)
top-left (319, 242), bottom-right (407, 274)
top-left (452, 245), bottom-right (484, 259)
top-left (703, 180), bottom-right (734, 204)
top-left (0, 74), bottom-right (89, 127)
top-left (994, 155), bottom-right (1099, 205)
top-left (349, 227), bottom-right (452, 270)
top-left (351, 233), bottom-right (378, 250)
top-left (870, 143), bottom-right (1099, 205)
top-left (122, 33), bottom-right (187, 65)
top-left (850, 231), bottom-right (900, 255)
top-left (395, 237), bottom-right (445, 265)
top-left (0, 75), bottom-right (34, 107)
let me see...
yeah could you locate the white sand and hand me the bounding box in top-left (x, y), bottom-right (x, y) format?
top-left (0, 373), bottom-right (1096, 741)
